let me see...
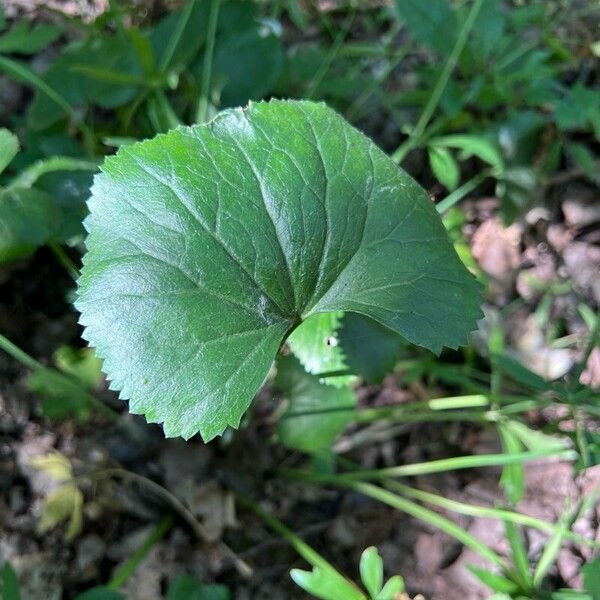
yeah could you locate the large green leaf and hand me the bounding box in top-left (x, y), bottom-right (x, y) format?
top-left (76, 99), bottom-right (481, 440)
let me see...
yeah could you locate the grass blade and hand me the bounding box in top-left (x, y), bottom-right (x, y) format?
top-left (0, 56), bottom-right (94, 151)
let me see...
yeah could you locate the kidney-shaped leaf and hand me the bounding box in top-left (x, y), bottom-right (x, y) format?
top-left (76, 99), bottom-right (481, 440)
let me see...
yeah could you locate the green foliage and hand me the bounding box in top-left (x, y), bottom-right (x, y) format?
top-left (393, 0), bottom-right (600, 219)
top-left (395, 0), bottom-right (457, 55)
top-left (291, 565), bottom-right (366, 600)
top-left (76, 99), bottom-right (480, 440)
top-left (583, 557), bottom-right (600, 600)
top-left (28, 346), bottom-right (102, 421)
top-left (276, 355), bottom-right (356, 453)
top-left (0, 128), bottom-right (19, 174)
top-left (0, 18), bottom-right (61, 55)
top-left (338, 313), bottom-right (406, 385)
top-left (287, 310), bottom-right (353, 386)
top-left (167, 575), bottom-right (230, 600)
top-left (0, 187), bottom-right (60, 262)
top-left (3, 0), bottom-right (284, 139)
top-left (291, 546), bottom-right (404, 600)
top-left (0, 129), bottom-right (97, 263)
top-left (74, 589), bottom-right (125, 600)
top-left (0, 563), bottom-right (20, 600)
top-left (0, 2), bottom-right (597, 598)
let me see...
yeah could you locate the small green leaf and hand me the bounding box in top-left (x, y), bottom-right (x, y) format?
top-left (494, 354), bottom-right (556, 392)
top-left (375, 575), bottom-right (404, 600)
top-left (209, 7), bottom-right (284, 106)
top-left (29, 451), bottom-right (73, 481)
top-left (0, 562), bottom-right (21, 600)
top-left (503, 521), bottom-right (531, 589)
top-left (498, 423), bottom-right (525, 505)
top-left (428, 146), bottom-right (460, 191)
top-left (0, 128), bottom-right (19, 174)
top-left (359, 547), bottom-right (383, 598)
top-left (583, 556), bottom-right (600, 600)
top-left (568, 143), bottom-right (598, 182)
top-left (504, 420), bottom-right (567, 453)
top-left (149, 1), bottom-right (207, 72)
top-left (76, 100), bottom-right (481, 440)
top-left (287, 311), bottom-right (353, 387)
top-left (54, 346), bottom-right (102, 390)
top-left (339, 313), bottom-right (405, 384)
top-left (395, 0), bottom-right (457, 55)
top-left (290, 567), bottom-right (366, 600)
top-left (0, 187), bottom-right (61, 263)
top-left (468, 565), bottom-right (518, 594)
top-left (167, 575), bottom-right (230, 600)
top-left (468, 0), bottom-right (505, 60)
top-left (276, 356), bottom-right (356, 453)
top-left (0, 22), bottom-right (61, 54)
top-left (433, 134), bottom-right (503, 171)
top-left (28, 368), bottom-right (93, 421)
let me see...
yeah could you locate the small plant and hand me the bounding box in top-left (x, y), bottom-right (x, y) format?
top-left (292, 545), bottom-right (405, 600)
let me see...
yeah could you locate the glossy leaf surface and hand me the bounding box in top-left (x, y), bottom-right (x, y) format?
top-left (76, 99), bottom-right (481, 440)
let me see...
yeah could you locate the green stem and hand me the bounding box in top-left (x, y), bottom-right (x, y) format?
top-left (305, 11), bottom-right (355, 100)
top-left (196, 0), bottom-right (220, 123)
top-left (386, 481), bottom-right (598, 549)
top-left (391, 0), bottom-right (484, 164)
top-left (107, 515), bottom-right (173, 590)
top-left (0, 332), bottom-right (43, 371)
top-left (355, 409), bottom-right (491, 424)
top-left (280, 394), bottom-right (492, 423)
top-left (236, 492), bottom-right (366, 599)
top-left (236, 492), bottom-right (334, 573)
top-left (48, 242), bottom-right (79, 282)
top-left (158, 0), bottom-right (195, 73)
top-left (6, 157), bottom-right (99, 191)
top-left (571, 315), bottom-right (599, 384)
top-left (354, 481), bottom-right (506, 567)
top-left (435, 169), bottom-right (493, 213)
top-left (286, 473), bottom-right (506, 568)
top-left (283, 448), bottom-right (576, 482)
